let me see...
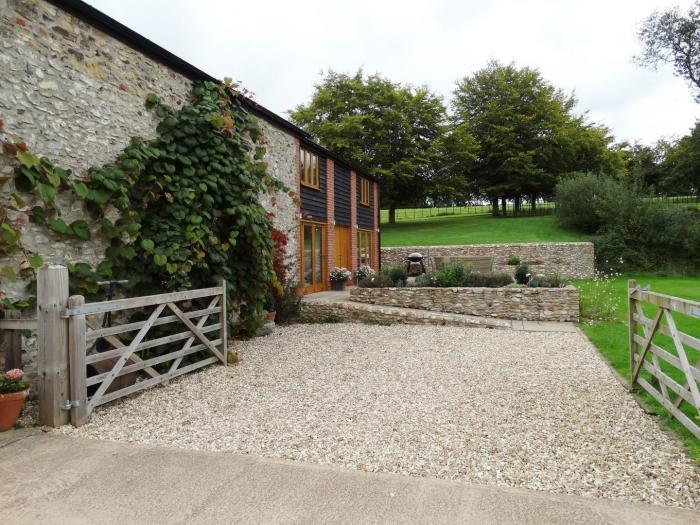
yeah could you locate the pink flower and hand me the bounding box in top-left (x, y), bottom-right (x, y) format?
top-left (5, 369), bottom-right (23, 381)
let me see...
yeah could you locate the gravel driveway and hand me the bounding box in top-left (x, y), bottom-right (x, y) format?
top-left (60, 324), bottom-right (700, 509)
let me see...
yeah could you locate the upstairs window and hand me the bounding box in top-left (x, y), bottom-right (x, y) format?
top-left (300, 148), bottom-right (319, 189)
top-left (360, 177), bottom-right (370, 206)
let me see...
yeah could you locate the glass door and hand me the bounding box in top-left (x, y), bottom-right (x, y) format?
top-left (302, 222), bottom-right (325, 293)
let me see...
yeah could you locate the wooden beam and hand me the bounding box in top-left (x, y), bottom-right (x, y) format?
top-left (37, 265), bottom-right (70, 427)
top-left (630, 308), bottom-right (663, 386)
top-left (166, 302), bottom-right (225, 363)
top-left (62, 286), bottom-right (223, 317)
top-left (85, 306), bottom-right (221, 341)
top-left (0, 317), bottom-right (38, 330)
top-left (219, 280), bottom-right (227, 366)
top-left (627, 279), bottom-right (637, 390)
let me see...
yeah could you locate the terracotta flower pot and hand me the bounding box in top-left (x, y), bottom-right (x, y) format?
top-left (0, 388), bottom-right (28, 432)
top-left (266, 310), bottom-right (277, 322)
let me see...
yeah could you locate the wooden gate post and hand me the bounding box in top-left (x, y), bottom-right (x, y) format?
top-left (37, 265), bottom-right (70, 427)
top-left (219, 280), bottom-right (227, 366)
top-left (628, 279), bottom-right (638, 390)
top-left (67, 295), bottom-right (88, 426)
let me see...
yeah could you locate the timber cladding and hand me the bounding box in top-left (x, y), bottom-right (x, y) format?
top-left (299, 147), bottom-right (327, 222)
top-left (334, 164), bottom-right (352, 227)
top-left (381, 242), bottom-right (595, 279)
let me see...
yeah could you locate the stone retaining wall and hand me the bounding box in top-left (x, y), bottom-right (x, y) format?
top-left (380, 242), bottom-right (594, 279)
top-left (350, 286), bottom-right (580, 322)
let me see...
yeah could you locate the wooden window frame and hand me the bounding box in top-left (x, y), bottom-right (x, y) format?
top-left (357, 229), bottom-right (373, 269)
top-left (300, 221), bottom-right (327, 293)
top-left (300, 148), bottom-right (320, 190)
top-left (360, 178), bottom-right (370, 206)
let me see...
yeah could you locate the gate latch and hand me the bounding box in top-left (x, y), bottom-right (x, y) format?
top-left (62, 399), bottom-right (81, 410)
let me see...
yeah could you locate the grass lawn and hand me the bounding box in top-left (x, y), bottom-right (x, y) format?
top-left (573, 274), bottom-right (700, 460)
top-left (381, 214), bottom-right (587, 246)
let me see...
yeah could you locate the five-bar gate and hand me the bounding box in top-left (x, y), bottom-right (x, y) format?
top-left (628, 279), bottom-right (700, 439)
top-left (64, 281), bottom-right (228, 426)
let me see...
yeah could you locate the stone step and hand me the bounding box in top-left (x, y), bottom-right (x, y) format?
top-left (301, 291), bottom-right (576, 333)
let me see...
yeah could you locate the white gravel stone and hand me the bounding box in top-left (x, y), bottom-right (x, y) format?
top-left (59, 324), bottom-right (700, 510)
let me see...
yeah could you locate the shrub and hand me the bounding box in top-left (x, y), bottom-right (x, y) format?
top-left (436, 262), bottom-right (471, 287)
top-left (463, 271), bottom-right (513, 288)
top-left (414, 273), bottom-right (438, 287)
top-left (359, 273), bottom-right (395, 288)
top-left (273, 281), bottom-right (302, 324)
top-left (514, 264), bottom-right (530, 285)
top-left (554, 172), bottom-right (644, 234)
top-left (528, 274), bottom-right (563, 288)
top-left (387, 265), bottom-right (408, 285)
top-left (356, 265), bottom-right (375, 281)
top-left (506, 256), bottom-right (520, 266)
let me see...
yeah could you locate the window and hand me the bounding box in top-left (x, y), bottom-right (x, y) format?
top-left (357, 230), bottom-right (372, 268)
top-left (360, 178), bottom-right (370, 206)
top-left (300, 148), bottom-right (319, 189)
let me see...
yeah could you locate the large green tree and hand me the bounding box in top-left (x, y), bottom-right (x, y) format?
top-left (451, 61), bottom-right (621, 215)
top-left (636, 1), bottom-right (700, 102)
top-left (289, 70), bottom-right (446, 223)
top-left (665, 122), bottom-right (700, 196)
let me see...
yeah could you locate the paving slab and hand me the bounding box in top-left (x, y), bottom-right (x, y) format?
top-left (2, 431), bottom-right (698, 525)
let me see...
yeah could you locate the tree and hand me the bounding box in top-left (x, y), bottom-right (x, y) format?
top-left (636, 2), bottom-right (700, 101)
top-left (452, 61), bottom-right (617, 215)
top-left (665, 121), bottom-right (700, 196)
top-left (289, 70), bottom-right (446, 223)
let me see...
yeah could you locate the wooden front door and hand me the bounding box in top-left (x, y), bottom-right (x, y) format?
top-left (301, 222), bottom-right (326, 294)
top-left (335, 226), bottom-right (352, 270)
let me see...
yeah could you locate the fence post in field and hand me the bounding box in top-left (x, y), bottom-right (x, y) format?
top-left (67, 295), bottom-right (88, 427)
top-left (627, 279), bottom-right (638, 390)
top-left (3, 309), bottom-right (22, 371)
top-left (37, 265), bottom-right (70, 427)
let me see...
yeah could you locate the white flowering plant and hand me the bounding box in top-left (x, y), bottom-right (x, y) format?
top-left (356, 265), bottom-right (375, 281)
top-left (329, 267), bottom-right (352, 282)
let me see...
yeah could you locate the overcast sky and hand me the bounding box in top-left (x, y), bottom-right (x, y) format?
top-left (87, 0), bottom-right (698, 145)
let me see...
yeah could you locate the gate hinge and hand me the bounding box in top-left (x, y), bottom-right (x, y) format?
top-left (62, 399), bottom-right (81, 410)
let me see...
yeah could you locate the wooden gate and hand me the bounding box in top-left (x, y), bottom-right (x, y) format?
top-left (628, 279), bottom-right (700, 439)
top-left (64, 282), bottom-right (228, 426)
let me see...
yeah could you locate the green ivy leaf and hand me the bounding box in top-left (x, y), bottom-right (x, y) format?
top-left (17, 151), bottom-right (39, 168)
top-left (165, 262), bottom-right (178, 274)
top-left (140, 239), bottom-right (155, 252)
top-left (153, 254), bottom-right (167, 266)
top-left (27, 255), bottom-right (44, 269)
top-left (145, 93), bottom-right (160, 109)
top-left (36, 183), bottom-right (55, 203)
top-left (73, 181), bottom-right (89, 198)
top-left (45, 169), bottom-right (61, 188)
top-left (1, 265), bottom-right (17, 281)
top-left (70, 220), bottom-right (91, 240)
top-left (48, 218), bottom-right (71, 235)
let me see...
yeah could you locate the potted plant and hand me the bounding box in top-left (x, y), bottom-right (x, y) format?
top-left (329, 267), bottom-right (351, 291)
top-left (0, 368), bottom-right (28, 432)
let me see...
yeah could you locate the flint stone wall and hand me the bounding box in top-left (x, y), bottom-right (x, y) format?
top-left (350, 286), bottom-right (580, 322)
top-left (380, 242), bottom-right (594, 279)
top-left (0, 0), bottom-right (297, 372)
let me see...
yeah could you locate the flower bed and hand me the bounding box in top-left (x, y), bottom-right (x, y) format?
top-left (349, 286), bottom-right (580, 322)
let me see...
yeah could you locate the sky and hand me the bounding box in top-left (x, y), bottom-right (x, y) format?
top-left (86, 0), bottom-right (699, 145)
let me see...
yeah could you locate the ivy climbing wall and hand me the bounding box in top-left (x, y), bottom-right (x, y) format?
top-left (0, 0), bottom-right (299, 300)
